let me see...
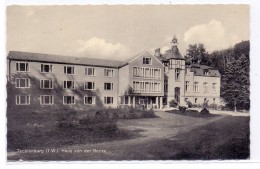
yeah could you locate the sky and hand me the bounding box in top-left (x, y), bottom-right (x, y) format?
top-left (7, 5), bottom-right (249, 61)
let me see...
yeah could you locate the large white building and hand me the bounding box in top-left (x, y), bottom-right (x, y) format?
top-left (7, 36), bottom-right (221, 112)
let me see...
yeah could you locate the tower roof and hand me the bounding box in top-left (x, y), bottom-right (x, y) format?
top-left (162, 35), bottom-right (185, 60)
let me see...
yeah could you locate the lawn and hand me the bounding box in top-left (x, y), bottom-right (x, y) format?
top-left (7, 111), bottom-right (249, 161)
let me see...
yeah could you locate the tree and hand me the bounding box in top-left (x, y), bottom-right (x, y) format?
top-left (184, 43), bottom-right (210, 65)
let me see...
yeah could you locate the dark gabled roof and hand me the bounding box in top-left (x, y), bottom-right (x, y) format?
top-left (7, 51), bottom-right (123, 68)
top-left (188, 64), bottom-right (220, 77)
top-left (162, 46), bottom-right (185, 60)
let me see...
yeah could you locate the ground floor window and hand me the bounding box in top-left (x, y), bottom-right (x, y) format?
top-left (40, 95), bottom-right (54, 105)
top-left (16, 95), bottom-right (30, 105)
top-left (163, 97), bottom-right (167, 105)
top-left (63, 96), bottom-right (75, 105)
top-left (195, 98), bottom-right (198, 103)
top-left (84, 96), bottom-right (96, 105)
top-left (104, 97), bottom-right (113, 104)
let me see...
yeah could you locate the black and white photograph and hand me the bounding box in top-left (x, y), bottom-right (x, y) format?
top-left (5, 4), bottom-right (252, 162)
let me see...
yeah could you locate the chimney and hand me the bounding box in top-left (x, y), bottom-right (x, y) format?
top-left (155, 48), bottom-right (161, 57)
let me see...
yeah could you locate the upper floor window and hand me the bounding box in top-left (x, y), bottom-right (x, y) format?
top-left (143, 57), bottom-right (152, 65)
top-left (104, 69), bottom-right (114, 77)
top-left (203, 69), bottom-right (209, 75)
top-left (164, 80), bottom-right (168, 92)
top-left (64, 66), bottom-right (74, 74)
top-left (16, 62), bottom-right (29, 72)
top-left (16, 95), bottom-right (30, 105)
top-left (41, 64), bottom-right (52, 73)
top-left (175, 68), bottom-right (180, 81)
top-left (85, 82), bottom-right (95, 90)
top-left (203, 82), bottom-right (209, 93)
top-left (185, 81), bottom-right (189, 92)
top-left (85, 67), bottom-right (95, 76)
top-left (63, 80), bottom-right (75, 89)
top-left (16, 78), bottom-right (30, 88)
top-left (84, 96), bottom-right (96, 105)
top-left (40, 79), bottom-right (53, 89)
top-left (104, 97), bottom-right (113, 105)
top-left (104, 83), bottom-right (113, 90)
top-left (212, 83), bottom-right (217, 93)
top-left (63, 96), bottom-right (75, 105)
top-left (40, 95), bottom-right (54, 105)
top-left (133, 67), bottom-right (161, 79)
top-left (194, 82), bottom-right (199, 92)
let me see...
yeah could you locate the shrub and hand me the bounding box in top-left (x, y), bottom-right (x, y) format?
top-left (186, 101), bottom-right (193, 108)
top-left (179, 106), bottom-right (187, 113)
top-left (141, 109), bottom-right (157, 118)
top-left (209, 103), bottom-right (218, 110)
top-left (200, 108), bottom-right (210, 115)
top-left (202, 100), bottom-right (209, 108)
top-left (169, 99), bottom-right (178, 108)
top-left (112, 112), bottom-right (119, 119)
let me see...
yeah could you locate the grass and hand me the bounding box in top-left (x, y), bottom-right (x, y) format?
top-left (166, 109), bottom-right (219, 118)
top-left (7, 112), bottom-right (249, 161)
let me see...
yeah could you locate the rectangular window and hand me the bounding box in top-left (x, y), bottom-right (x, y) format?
top-left (143, 57), bottom-right (151, 65)
top-left (84, 96), bottom-right (96, 105)
top-left (64, 66), bottom-right (74, 74)
top-left (40, 95), bottom-right (54, 105)
top-left (104, 97), bottom-right (113, 104)
top-left (194, 82), bottom-right (199, 92)
top-left (175, 68), bottom-right (180, 81)
top-left (212, 83), bottom-right (217, 93)
top-left (63, 80), bottom-right (75, 89)
top-left (85, 82), bottom-right (95, 90)
top-left (16, 95), bottom-right (30, 105)
top-left (164, 80), bottom-right (168, 92)
top-left (85, 67), bottom-right (95, 76)
top-left (16, 62), bottom-right (29, 72)
top-left (63, 96), bottom-right (75, 105)
top-left (185, 81), bottom-right (189, 92)
top-left (104, 69), bottom-right (114, 77)
top-left (15, 78), bottom-right (30, 88)
top-left (41, 64), bottom-right (52, 73)
top-left (40, 79), bottom-right (53, 89)
top-left (203, 82), bottom-right (209, 93)
top-left (104, 83), bottom-right (113, 90)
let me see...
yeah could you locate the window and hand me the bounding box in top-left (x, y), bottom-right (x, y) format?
top-left (133, 67), bottom-right (161, 79)
top-left (143, 57), bottom-right (151, 65)
top-left (64, 66), bottom-right (74, 74)
top-left (175, 68), bottom-right (180, 80)
top-left (203, 82), bottom-right (209, 93)
top-left (84, 96), bottom-right (96, 105)
top-left (213, 98), bottom-right (216, 103)
top-left (185, 81), bottom-right (189, 92)
top-left (16, 95), bottom-right (30, 105)
top-left (40, 79), bottom-right (53, 89)
top-left (104, 69), bottom-right (114, 77)
top-left (16, 78), bottom-right (30, 88)
top-left (85, 82), bottom-right (95, 90)
top-left (16, 62), bottom-right (29, 72)
top-left (104, 97), bottom-right (113, 104)
top-left (164, 80), bottom-right (168, 92)
top-left (194, 82), bottom-right (199, 92)
top-left (133, 81), bottom-right (161, 93)
top-left (212, 83), bottom-right (217, 93)
top-left (85, 67), bottom-right (95, 76)
top-left (104, 83), bottom-right (113, 90)
top-left (195, 98), bottom-right (198, 103)
top-left (203, 69), bottom-right (209, 75)
top-left (63, 96), bottom-right (75, 105)
top-left (163, 97), bottom-right (167, 105)
top-left (40, 95), bottom-right (54, 105)
top-left (63, 80), bottom-right (75, 89)
top-left (41, 64), bottom-right (52, 73)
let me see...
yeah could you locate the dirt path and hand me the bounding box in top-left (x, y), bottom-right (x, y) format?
top-left (7, 111), bottom-right (225, 161)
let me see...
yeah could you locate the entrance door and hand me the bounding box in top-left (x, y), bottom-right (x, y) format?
top-left (175, 87), bottom-right (180, 103)
top-left (139, 98), bottom-right (148, 109)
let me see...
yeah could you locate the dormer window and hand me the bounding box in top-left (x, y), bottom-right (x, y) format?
top-left (143, 57), bottom-right (151, 65)
top-left (203, 69), bottom-right (209, 75)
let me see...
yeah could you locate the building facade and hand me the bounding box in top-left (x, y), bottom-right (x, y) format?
top-left (7, 37), bottom-right (221, 112)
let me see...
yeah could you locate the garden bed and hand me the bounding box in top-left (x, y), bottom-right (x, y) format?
top-left (166, 109), bottom-right (220, 118)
